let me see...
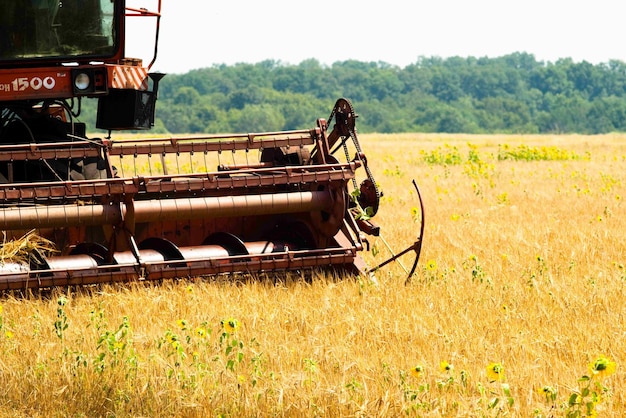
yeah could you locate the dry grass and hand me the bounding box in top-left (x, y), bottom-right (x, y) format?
top-left (0, 133), bottom-right (624, 417)
top-left (0, 230), bottom-right (57, 265)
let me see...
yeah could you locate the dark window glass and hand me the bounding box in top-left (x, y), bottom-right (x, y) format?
top-left (0, 0), bottom-right (117, 61)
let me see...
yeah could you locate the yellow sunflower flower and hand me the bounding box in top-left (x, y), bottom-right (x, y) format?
top-left (221, 318), bottom-right (239, 334)
top-left (589, 356), bottom-right (617, 380)
top-left (426, 260), bottom-right (437, 271)
top-left (486, 362), bottom-right (505, 382)
top-left (537, 385), bottom-right (557, 402)
top-left (410, 365), bottom-right (424, 379)
top-left (439, 361), bottom-right (453, 372)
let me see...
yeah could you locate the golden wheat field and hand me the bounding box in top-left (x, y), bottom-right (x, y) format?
top-left (0, 133), bottom-right (624, 417)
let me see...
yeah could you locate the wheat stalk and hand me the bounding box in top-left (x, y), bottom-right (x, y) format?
top-left (0, 229), bottom-right (58, 265)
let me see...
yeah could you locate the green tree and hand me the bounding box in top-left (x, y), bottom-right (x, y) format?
top-left (230, 104), bottom-right (286, 133)
top-left (71, 55), bottom-right (626, 135)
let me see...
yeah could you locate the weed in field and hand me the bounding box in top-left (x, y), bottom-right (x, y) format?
top-left (420, 144), bottom-right (463, 165)
top-left (486, 362), bottom-right (505, 383)
top-left (497, 143), bottom-right (588, 162)
top-left (303, 357), bottom-right (319, 386)
top-left (613, 262), bottom-right (626, 281)
top-left (436, 361), bottom-right (455, 390)
top-left (479, 362), bottom-right (515, 413)
top-left (0, 304), bottom-right (14, 341)
top-left (422, 259), bottom-right (438, 283)
top-left (405, 355), bottom-right (616, 417)
top-left (540, 356), bottom-right (618, 418)
top-left (572, 357), bottom-right (616, 414)
top-left (219, 317), bottom-right (244, 372)
top-left (344, 377), bottom-right (364, 403)
top-left (401, 365), bottom-right (429, 410)
top-left (463, 254), bottom-right (490, 285)
top-left (94, 316), bottom-right (137, 377)
top-left (496, 191), bottom-right (509, 205)
top-left (409, 365), bottom-right (424, 380)
top-left (54, 295), bottom-right (69, 341)
top-left (383, 165), bottom-right (404, 177)
top-left (599, 172), bottom-right (621, 194)
top-left (410, 206), bottom-right (421, 222)
top-left (420, 142), bottom-right (497, 183)
top-left (463, 154), bottom-right (495, 181)
top-left (350, 188), bottom-right (375, 221)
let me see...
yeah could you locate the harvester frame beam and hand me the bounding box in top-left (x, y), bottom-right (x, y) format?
top-left (0, 191), bottom-right (335, 230)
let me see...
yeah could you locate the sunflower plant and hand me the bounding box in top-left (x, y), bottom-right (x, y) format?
top-left (220, 317), bottom-right (244, 372)
top-left (564, 356), bottom-right (617, 418)
top-left (484, 362), bottom-right (514, 410)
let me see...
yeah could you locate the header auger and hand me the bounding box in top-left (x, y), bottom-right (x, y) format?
top-left (0, 1), bottom-right (423, 289)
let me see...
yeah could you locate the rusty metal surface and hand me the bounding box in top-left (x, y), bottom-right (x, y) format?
top-left (108, 129), bottom-right (319, 155)
top-left (0, 142), bottom-right (103, 162)
top-left (0, 162), bottom-right (359, 200)
top-left (0, 190), bottom-right (333, 229)
top-left (0, 247), bottom-right (358, 290)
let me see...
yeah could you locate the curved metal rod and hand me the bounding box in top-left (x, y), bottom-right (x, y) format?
top-left (405, 179), bottom-right (425, 283)
top-left (365, 179), bottom-right (425, 284)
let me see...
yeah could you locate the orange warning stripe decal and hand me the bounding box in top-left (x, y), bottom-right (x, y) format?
top-left (107, 65), bottom-right (149, 90)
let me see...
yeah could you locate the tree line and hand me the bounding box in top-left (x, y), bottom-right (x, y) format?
top-left (85, 52), bottom-right (626, 134)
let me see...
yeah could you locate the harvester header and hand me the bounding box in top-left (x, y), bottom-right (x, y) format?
top-left (0, 1), bottom-right (423, 289)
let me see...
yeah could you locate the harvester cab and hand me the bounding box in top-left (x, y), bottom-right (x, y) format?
top-left (0, 0), bottom-right (423, 290)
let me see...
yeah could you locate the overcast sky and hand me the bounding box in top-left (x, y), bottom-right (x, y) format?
top-left (126, 0), bottom-right (626, 74)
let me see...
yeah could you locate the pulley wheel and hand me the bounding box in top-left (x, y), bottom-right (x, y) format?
top-left (331, 98), bottom-right (357, 137)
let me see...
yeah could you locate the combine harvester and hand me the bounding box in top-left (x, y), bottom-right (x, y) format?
top-left (0, 1), bottom-right (423, 290)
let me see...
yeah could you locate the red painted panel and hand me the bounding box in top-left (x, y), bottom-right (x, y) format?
top-left (0, 67), bottom-right (73, 101)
